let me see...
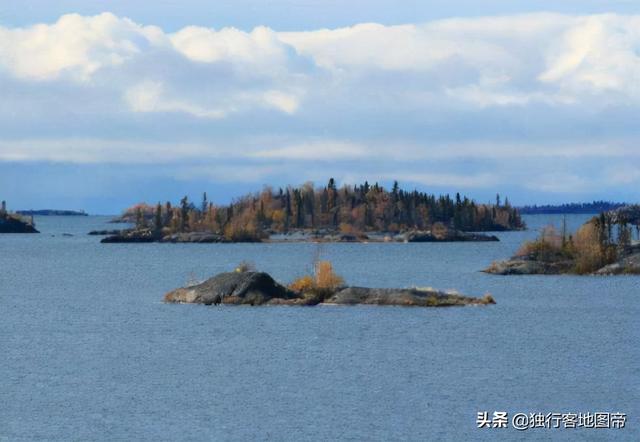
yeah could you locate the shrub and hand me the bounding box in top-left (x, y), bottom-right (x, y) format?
top-left (573, 221), bottom-right (616, 274)
top-left (288, 260), bottom-right (345, 296)
top-left (315, 261), bottom-right (344, 291)
top-left (515, 225), bottom-right (567, 262)
top-left (289, 275), bottom-right (315, 293)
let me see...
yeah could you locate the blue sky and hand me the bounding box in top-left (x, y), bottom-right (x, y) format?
top-left (1, 1), bottom-right (639, 213)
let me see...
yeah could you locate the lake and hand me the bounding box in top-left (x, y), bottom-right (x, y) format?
top-left (1, 214), bottom-right (638, 441)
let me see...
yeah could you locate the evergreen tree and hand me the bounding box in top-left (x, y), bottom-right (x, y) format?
top-left (154, 203), bottom-right (163, 232)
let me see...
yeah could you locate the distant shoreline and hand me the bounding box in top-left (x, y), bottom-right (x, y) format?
top-left (17, 209), bottom-right (88, 216)
top-left (517, 202), bottom-right (628, 215)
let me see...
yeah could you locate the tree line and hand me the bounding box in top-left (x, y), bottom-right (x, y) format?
top-left (518, 201), bottom-right (628, 215)
top-left (125, 179), bottom-right (525, 241)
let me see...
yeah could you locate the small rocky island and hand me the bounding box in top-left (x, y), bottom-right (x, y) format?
top-left (0, 201), bottom-right (39, 233)
top-left (485, 206), bottom-right (640, 275)
top-left (102, 179), bottom-right (521, 243)
top-left (164, 270), bottom-right (495, 307)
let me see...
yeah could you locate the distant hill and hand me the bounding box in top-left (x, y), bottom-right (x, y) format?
top-left (17, 209), bottom-right (88, 216)
top-left (518, 201), bottom-right (629, 215)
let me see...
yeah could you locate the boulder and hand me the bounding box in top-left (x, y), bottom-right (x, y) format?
top-left (595, 252), bottom-right (640, 275)
top-left (101, 228), bottom-right (158, 243)
top-left (161, 232), bottom-right (226, 243)
top-left (164, 271), bottom-right (299, 305)
top-left (484, 258), bottom-right (573, 275)
top-left (399, 230), bottom-right (499, 242)
top-left (88, 229), bottom-right (121, 235)
top-left (326, 287), bottom-right (495, 306)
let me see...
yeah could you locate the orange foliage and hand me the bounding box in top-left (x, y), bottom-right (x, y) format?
top-left (288, 275), bottom-right (315, 293)
top-left (315, 261), bottom-right (344, 291)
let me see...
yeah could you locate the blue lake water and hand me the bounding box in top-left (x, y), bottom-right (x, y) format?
top-left (1, 214), bottom-right (638, 441)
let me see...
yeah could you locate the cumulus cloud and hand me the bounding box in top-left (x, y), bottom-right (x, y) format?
top-left (0, 12), bottom-right (639, 202)
top-left (2, 12), bottom-right (640, 114)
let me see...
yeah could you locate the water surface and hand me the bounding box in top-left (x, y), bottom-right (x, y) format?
top-left (1, 215), bottom-right (638, 441)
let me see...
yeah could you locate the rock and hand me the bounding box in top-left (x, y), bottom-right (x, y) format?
top-left (164, 271), bottom-right (495, 307)
top-left (164, 271), bottom-right (299, 305)
top-left (486, 251), bottom-right (640, 276)
top-left (400, 230), bottom-right (499, 242)
top-left (161, 232), bottom-right (226, 243)
top-left (88, 229), bottom-right (121, 235)
top-left (101, 228), bottom-right (159, 243)
top-left (595, 252), bottom-right (640, 275)
top-left (325, 287), bottom-right (495, 306)
top-left (0, 215), bottom-right (39, 233)
top-left (102, 229), bottom-right (245, 243)
top-left (484, 258), bottom-right (573, 275)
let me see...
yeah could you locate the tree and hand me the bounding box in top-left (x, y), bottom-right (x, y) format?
top-left (180, 196), bottom-right (189, 232)
top-left (154, 202), bottom-right (163, 232)
top-left (201, 192), bottom-right (208, 214)
top-left (135, 207), bottom-right (145, 229)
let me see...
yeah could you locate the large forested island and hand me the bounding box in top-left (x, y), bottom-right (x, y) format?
top-left (0, 201), bottom-right (39, 233)
top-left (518, 201), bottom-right (627, 215)
top-left (486, 205), bottom-right (640, 275)
top-left (102, 179), bottom-right (523, 243)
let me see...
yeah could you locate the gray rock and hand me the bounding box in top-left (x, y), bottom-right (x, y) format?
top-left (326, 287), bottom-right (495, 306)
top-left (400, 230), bottom-right (499, 242)
top-left (484, 258), bottom-right (573, 275)
top-left (161, 232), bottom-right (226, 243)
top-left (101, 228), bottom-right (158, 243)
top-left (164, 271), bottom-right (299, 305)
top-left (595, 252), bottom-right (640, 275)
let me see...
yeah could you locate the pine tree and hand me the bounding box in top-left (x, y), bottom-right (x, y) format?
top-left (154, 202), bottom-right (163, 232)
top-left (201, 192), bottom-right (208, 214)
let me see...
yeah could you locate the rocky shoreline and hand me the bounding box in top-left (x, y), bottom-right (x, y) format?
top-left (99, 227), bottom-right (499, 244)
top-left (485, 246), bottom-right (640, 275)
top-left (163, 271), bottom-right (496, 307)
top-left (0, 214), bottom-right (39, 233)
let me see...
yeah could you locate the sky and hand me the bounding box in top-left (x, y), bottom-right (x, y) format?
top-left (0, 1), bottom-right (639, 214)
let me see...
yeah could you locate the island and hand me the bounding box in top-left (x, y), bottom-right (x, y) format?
top-left (485, 205), bottom-right (640, 275)
top-left (17, 209), bottom-right (87, 216)
top-left (102, 179), bottom-right (522, 243)
top-left (0, 201), bottom-right (39, 233)
top-left (164, 261), bottom-right (496, 307)
top-left (518, 201), bottom-right (628, 215)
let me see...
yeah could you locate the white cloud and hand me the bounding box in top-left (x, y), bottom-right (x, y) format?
top-left (171, 25), bottom-right (287, 68)
top-left (1, 12), bottom-right (640, 111)
top-left (0, 12), bottom-right (640, 199)
top-left (0, 13), bottom-right (163, 81)
top-left (539, 15), bottom-right (640, 98)
top-left (248, 141), bottom-right (366, 160)
top-left (125, 80), bottom-right (228, 119)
